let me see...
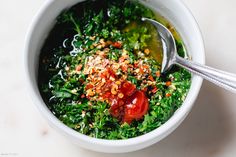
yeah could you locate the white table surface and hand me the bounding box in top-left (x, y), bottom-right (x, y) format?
top-left (1, 0), bottom-right (236, 156)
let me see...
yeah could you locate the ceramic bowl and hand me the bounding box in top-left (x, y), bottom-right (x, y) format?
top-left (24, 0), bottom-right (205, 153)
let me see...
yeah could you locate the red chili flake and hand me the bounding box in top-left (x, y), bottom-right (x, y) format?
top-left (151, 87), bottom-right (158, 93)
top-left (75, 64), bottom-right (83, 72)
top-left (102, 60), bottom-right (109, 67)
top-left (78, 78), bottom-right (84, 83)
top-left (101, 70), bottom-right (109, 79)
top-left (85, 84), bottom-right (94, 89)
top-left (102, 92), bottom-right (112, 99)
top-left (156, 71), bottom-right (161, 77)
top-left (149, 75), bottom-right (155, 81)
top-left (142, 65), bottom-right (149, 69)
top-left (100, 71), bottom-right (107, 79)
top-left (165, 81), bottom-right (172, 87)
top-left (106, 40), bottom-right (112, 46)
top-left (142, 87), bottom-right (148, 92)
top-left (112, 42), bottom-right (122, 49)
top-left (166, 93), bottom-right (171, 97)
top-left (144, 48), bottom-right (150, 55)
top-left (121, 65), bottom-right (128, 72)
top-left (139, 67), bottom-right (144, 74)
top-left (107, 68), bottom-right (116, 78)
top-left (119, 57), bottom-right (125, 62)
top-left (134, 62), bottom-right (139, 68)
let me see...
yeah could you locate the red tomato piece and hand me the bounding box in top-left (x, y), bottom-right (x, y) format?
top-left (120, 82), bottom-right (136, 97)
top-left (123, 91), bottom-right (149, 124)
top-left (109, 99), bottom-right (125, 118)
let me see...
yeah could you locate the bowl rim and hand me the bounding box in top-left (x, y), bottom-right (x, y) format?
top-left (24, 0), bottom-right (205, 151)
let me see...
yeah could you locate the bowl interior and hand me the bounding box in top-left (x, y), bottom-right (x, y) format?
top-left (25, 0), bottom-right (204, 153)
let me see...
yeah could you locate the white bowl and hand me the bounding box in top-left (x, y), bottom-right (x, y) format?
top-left (24, 0), bottom-right (205, 153)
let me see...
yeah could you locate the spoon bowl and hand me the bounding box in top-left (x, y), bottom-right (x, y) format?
top-left (142, 17), bottom-right (177, 73)
top-left (143, 17), bottom-right (236, 93)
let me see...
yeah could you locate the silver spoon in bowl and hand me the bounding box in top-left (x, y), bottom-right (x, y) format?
top-left (142, 17), bottom-right (236, 93)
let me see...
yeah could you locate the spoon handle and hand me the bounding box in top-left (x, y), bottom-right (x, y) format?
top-left (175, 55), bottom-right (236, 93)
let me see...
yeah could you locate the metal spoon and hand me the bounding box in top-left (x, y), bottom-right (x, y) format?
top-left (142, 17), bottom-right (236, 93)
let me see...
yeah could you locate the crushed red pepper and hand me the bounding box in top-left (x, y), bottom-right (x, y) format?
top-left (86, 68), bottom-right (149, 124)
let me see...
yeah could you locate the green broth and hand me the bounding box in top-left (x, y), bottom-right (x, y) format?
top-left (38, 0), bottom-right (191, 139)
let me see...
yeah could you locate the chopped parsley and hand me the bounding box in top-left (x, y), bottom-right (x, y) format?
top-left (38, 0), bottom-right (191, 139)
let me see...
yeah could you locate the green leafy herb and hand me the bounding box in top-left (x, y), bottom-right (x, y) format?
top-left (38, 0), bottom-right (191, 139)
